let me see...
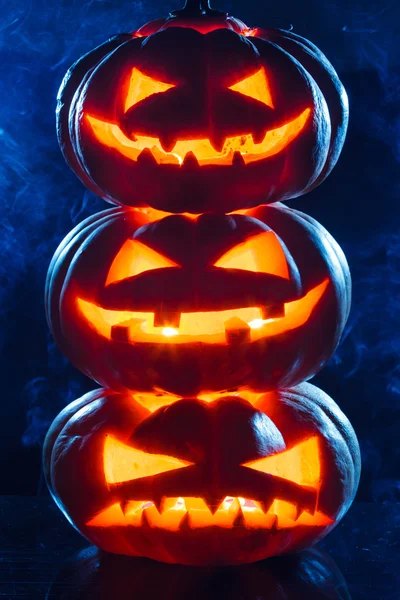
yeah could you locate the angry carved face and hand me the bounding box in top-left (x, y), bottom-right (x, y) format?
top-left (44, 383), bottom-right (360, 565)
top-left (94, 427), bottom-right (327, 532)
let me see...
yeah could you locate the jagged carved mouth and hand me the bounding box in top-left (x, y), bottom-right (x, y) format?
top-left (87, 496), bottom-right (332, 531)
top-left (77, 279), bottom-right (328, 345)
top-left (86, 435), bottom-right (332, 531)
top-left (85, 108), bottom-right (310, 167)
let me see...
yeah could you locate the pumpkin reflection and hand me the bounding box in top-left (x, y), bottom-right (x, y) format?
top-left (47, 546), bottom-right (352, 600)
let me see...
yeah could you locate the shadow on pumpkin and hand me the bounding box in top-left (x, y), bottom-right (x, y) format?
top-left (46, 545), bottom-right (351, 600)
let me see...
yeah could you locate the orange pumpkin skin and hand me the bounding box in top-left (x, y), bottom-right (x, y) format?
top-left (57, 12), bottom-right (347, 213)
top-left (43, 383), bottom-right (360, 565)
top-left (46, 204), bottom-right (351, 397)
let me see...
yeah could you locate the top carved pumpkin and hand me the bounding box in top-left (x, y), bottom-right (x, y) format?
top-left (57, 1), bottom-right (348, 213)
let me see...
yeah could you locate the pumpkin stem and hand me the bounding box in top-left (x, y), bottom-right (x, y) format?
top-left (171, 0), bottom-right (225, 18)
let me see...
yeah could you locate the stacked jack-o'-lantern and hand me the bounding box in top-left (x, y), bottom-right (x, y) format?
top-left (44, 0), bottom-right (360, 565)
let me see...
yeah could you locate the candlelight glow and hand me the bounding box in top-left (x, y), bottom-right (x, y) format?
top-left (86, 108), bottom-right (311, 166)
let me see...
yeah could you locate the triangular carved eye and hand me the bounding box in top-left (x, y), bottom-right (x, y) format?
top-left (243, 437), bottom-right (321, 487)
top-left (124, 68), bottom-right (176, 112)
top-left (214, 231), bottom-right (290, 279)
top-left (104, 435), bottom-right (193, 484)
top-left (229, 67), bottom-right (274, 109)
top-left (106, 240), bottom-right (179, 285)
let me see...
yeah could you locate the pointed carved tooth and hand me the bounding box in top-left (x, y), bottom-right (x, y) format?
top-left (252, 129), bottom-right (266, 144)
top-left (294, 505), bottom-right (304, 522)
top-left (203, 496), bottom-right (224, 516)
top-left (233, 506), bottom-right (246, 528)
top-left (159, 135), bottom-right (177, 153)
top-left (137, 147), bottom-right (158, 166)
top-left (232, 151), bottom-right (245, 167)
top-left (157, 497), bottom-right (169, 514)
top-left (209, 504), bottom-right (220, 516)
top-left (182, 151), bottom-right (200, 169)
top-left (261, 304), bottom-right (285, 319)
top-left (228, 497), bottom-right (241, 514)
top-left (120, 501), bottom-right (131, 516)
top-left (152, 497), bottom-right (164, 514)
top-left (179, 511), bottom-right (191, 531)
top-left (153, 310), bottom-right (181, 328)
top-left (256, 499), bottom-right (274, 514)
top-left (270, 514), bottom-right (279, 532)
top-left (224, 317), bottom-right (251, 345)
top-left (210, 134), bottom-right (226, 153)
top-left (140, 508), bottom-right (153, 528)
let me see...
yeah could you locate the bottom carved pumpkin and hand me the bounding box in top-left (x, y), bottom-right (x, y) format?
top-left (43, 383), bottom-right (360, 565)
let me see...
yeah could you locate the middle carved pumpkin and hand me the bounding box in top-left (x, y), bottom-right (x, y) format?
top-left (46, 204), bottom-right (350, 397)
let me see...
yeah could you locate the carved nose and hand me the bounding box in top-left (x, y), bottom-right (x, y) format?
top-left (130, 396), bottom-right (285, 466)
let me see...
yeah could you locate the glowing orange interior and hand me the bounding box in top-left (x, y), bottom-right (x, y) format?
top-left (124, 68), bottom-right (273, 111)
top-left (104, 435), bottom-right (320, 487)
top-left (214, 231), bottom-right (289, 279)
top-left (131, 206), bottom-right (203, 223)
top-left (79, 227), bottom-right (328, 343)
top-left (228, 67), bottom-right (274, 108)
top-left (131, 389), bottom-right (265, 413)
top-left (104, 437), bottom-right (193, 484)
top-left (88, 435), bottom-right (331, 530)
top-left (106, 240), bottom-right (178, 285)
top-left (106, 230), bottom-right (290, 287)
top-left (124, 68), bottom-right (175, 112)
top-left (244, 437), bottom-right (321, 487)
top-left (86, 108), bottom-right (310, 166)
top-left (131, 206), bottom-right (249, 223)
top-left (77, 279), bottom-right (328, 344)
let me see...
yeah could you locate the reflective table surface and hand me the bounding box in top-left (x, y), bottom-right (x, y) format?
top-left (0, 498), bottom-right (398, 599)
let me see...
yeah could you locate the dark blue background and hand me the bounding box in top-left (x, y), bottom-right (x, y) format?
top-left (0, 0), bottom-right (398, 498)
